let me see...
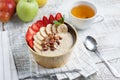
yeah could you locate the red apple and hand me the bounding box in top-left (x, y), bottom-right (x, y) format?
top-left (0, 0), bottom-right (16, 22)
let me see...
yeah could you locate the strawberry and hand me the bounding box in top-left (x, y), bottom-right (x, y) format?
top-left (36, 20), bottom-right (45, 28)
top-left (26, 27), bottom-right (37, 41)
top-left (28, 40), bottom-right (34, 48)
top-left (26, 32), bottom-right (33, 41)
top-left (55, 13), bottom-right (62, 21)
top-left (42, 16), bottom-right (50, 26)
top-left (31, 23), bottom-right (40, 32)
top-left (28, 27), bottom-right (37, 35)
top-left (49, 14), bottom-right (55, 24)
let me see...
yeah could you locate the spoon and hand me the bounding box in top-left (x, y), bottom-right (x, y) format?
top-left (84, 36), bottom-right (120, 78)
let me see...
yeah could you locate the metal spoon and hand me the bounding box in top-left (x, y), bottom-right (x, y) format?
top-left (84, 36), bottom-right (120, 78)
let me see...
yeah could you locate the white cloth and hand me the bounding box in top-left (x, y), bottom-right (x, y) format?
top-left (0, 31), bottom-right (18, 80)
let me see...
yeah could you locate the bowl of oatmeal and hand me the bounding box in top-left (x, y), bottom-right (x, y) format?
top-left (25, 13), bottom-right (78, 68)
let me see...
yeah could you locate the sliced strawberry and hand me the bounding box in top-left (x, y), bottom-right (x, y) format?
top-left (28, 27), bottom-right (37, 35)
top-left (28, 40), bottom-right (34, 48)
top-left (49, 14), bottom-right (55, 24)
top-left (31, 23), bottom-right (40, 32)
top-left (55, 13), bottom-right (62, 21)
top-left (26, 27), bottom-right (37, 41)
top-left (36, 20), bottom-right (45, 28)
top-left (26, 32), bottom-right (32, 41)
top-left (42, 16), bottom-right (50, 26)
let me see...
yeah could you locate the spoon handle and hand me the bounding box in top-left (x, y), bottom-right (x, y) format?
top-left (95, 50), bottom-right (120, 78)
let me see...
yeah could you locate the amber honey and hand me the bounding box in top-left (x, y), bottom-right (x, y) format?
top-left (71, 4), bottom-right (95, 19)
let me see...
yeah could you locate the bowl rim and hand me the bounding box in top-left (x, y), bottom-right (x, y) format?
top-left (25, 21), bottom-right (78, 58)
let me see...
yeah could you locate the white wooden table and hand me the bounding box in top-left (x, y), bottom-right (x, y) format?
top-left (1, 0), bottom-right (120, 80)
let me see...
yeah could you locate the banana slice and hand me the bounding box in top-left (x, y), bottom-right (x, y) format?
top-left (52, 24), bottom-right (57, 33)
top-left (33, 46), bottom-right (41, 54)
top-left (33, 35), bottom-right (42, 45)
top-left (40, 27), bottom-right (48, 37)
top-left (46, 24), bottom-right (52, 34)
top-left (33, 41), bottom-right (42, 51)
top-left (36, 32), bottom-right (44, 41)
top-left (57, 24), bottom-right (68, 33)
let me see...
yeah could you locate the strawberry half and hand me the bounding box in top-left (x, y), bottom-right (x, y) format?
top-left (36, 20), bottom-right (45, 28)
top-left (55, 13), bottom-right (62, 21)
top-left (49, 14), bottom-right (55, 24)
top-left (42, 16), bottom-right (50, 26)
top-left (26, 32), bottom-right (33, 42)
top-left (26, 27), bottom-right (37, 41)
top-left (28, 40), bottom-right (34, 48)
top-left (31, 23), bottom-right (40, 32)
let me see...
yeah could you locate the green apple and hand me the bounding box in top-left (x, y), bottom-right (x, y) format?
top-left (17, 0), bottom-right (39, 22)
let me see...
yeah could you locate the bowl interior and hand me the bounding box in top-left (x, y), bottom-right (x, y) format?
top-left (26, 22), bottom-right (78, 57)
top-left (65, 22), bottom-right (77, 47)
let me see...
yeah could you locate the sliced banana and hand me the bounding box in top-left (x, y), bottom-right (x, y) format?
top-left (52, 24), bottom-right (57, 33)
top-left (40, 27), bottom-right (48, 37)
top-left (57, 24), bottom-right (68, 33)
top-left (33, 41), bottom-right (42, 50)
top-left (33, 46), bottom-right (41, 54)
top-left (46, 24), bottom-right (52, 34)
top-left (36, 32), bottom-right (44, 41)
top-left (33, 35), bottom-right (42, 45)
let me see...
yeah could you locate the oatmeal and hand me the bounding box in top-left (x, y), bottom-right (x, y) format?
top-left (33, 23), bottom-right (73, 56)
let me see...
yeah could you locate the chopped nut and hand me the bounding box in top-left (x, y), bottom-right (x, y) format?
top-left (59, 36), bottom-right (62, 40)
top-left (42, 45), bottom-right (48, 51)
top-left (53, 33), bottom-right (56, 35)
top-left (49, 41), bottom-right (54, 45)
top-left (43, 47), bottom-right (48, 51)
top-left (50, 44), bottom-right (54, 48)
top-left (40, 33), bottom-right (62, 51)
top-left (50, 38), bottom-right (55, 42)
top-left (56, 41), bottom-right (60, 45)
top-left (50, 47), bottom-right (56, 51)
top-left (42, 40), bottom-right (47, 45)
top-left (46, 43), bottom-right (50, 47)
top-left (48, 34), bottom-right (54, 38)
top-left (54, 36), bottom-right (60, 40)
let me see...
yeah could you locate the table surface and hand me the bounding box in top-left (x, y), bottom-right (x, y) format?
top-left (1, 0), bottom-right (120, 80)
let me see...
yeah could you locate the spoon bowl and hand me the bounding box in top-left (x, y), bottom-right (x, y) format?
top-left (84, 36), bottom-right (97, 52)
